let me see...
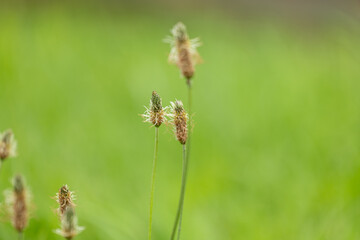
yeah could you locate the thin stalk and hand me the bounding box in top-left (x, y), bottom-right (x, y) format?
top-left (176, 84), bottom-right (193, 240)
top-left (170, 144), bottom-right (187, 240)
top-left (18, 232), bottom-right (23, 240)
top-left (149, 127), bottom-right (159, 240)
top-left (171, 83), bottom-right (193, 240)
top-left (186, 84), bottom-right (192, 166)
top-left (176, 144), bottom-right (188, 240)
top-left (171, 82), bottom-right (193, 240)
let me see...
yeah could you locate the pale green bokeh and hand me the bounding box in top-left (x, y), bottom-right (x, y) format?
top-left (0, 5), bottom-right (359, 240)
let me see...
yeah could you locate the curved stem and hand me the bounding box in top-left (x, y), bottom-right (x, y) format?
top-left (170, 144), bottom-right (187, 240)
top-left (149, 127), bottom-right (159, 240)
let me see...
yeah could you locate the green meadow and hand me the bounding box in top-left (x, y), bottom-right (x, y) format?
top-left (0, 5), bottom-right (359, 240)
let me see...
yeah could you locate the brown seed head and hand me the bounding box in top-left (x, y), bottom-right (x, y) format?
top-left (12, 175), bottom-right (28, 233)
top-left (143, 91), bottom-right (165, 127)
top-left (150, 91), bottom-right (164, 127)
top-left (166, 22), bottom-right (201, 84)
top-left (56, 185), bottom-right (75, 216)
top-left (171, 100), bottom-right (188, 145)
top-left (0, 130), bottom-right (17, 160)
top-left (172, 23), bottom-right (194, 81)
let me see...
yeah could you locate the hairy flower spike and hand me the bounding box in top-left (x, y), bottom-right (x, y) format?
top-left (3, 175), bottom-right (31, 234)
top-left (151, 91), bottom-right (162, 113)
top-left (164, 22), bottom-right (202, 85)
top-left (12, 175), bottom-right (28, 233)
top-left (170, 100), bottom-right (188, 145)
top-left (142, 91), bottom-right (166, 127)
top-left (0, 129), bottom-right (17, 161)
top-left (55, 205), bottom-right (84, 240)
top-left (56, 185), bottom-right (75, 216)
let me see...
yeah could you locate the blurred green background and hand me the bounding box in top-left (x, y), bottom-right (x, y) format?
top-left (0, 1), bottom-right (360, 239)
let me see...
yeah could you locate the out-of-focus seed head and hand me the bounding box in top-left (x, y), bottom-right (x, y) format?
top-left (55, 205), bottom-right (84, 240)
top-left (142, 91), bottom-right (166, 127)
top-left (56, 185), bottom-right (75, 216)
top-left (5, 174), bottom-right (30, 233)
top-left (12, 175), bottom-right (28, 232)
top-left (164, 22), bottom-right (202, 83)
top-left (170, 100), bottom-right (188, 145)
top-left (0, 129), bottom-right (17, 161)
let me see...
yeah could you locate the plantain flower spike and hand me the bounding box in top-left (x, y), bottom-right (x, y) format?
top-left (142, 91), bottom-right (166, 127)
top-left (170, 100), bottom-right (188, 145)
top-left (164, 22), bottom-right (202, 86)
top-left (56, 185), bottom-right (75, 216)
top-left (55, 205), bottom-right (84, 240)
top-left (4, 175), bottom-right (30, 234)
top-left (0, 129), bottom-right (17, 161)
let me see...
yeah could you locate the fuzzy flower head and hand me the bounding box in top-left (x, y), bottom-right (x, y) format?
top-left (55, 205), bottom-right (84, 240)
top-left (164, 22), bottom-right (202, 82)
top-left (3, 174), bottom-right (31, 233)
top-left (151, 91), bottom-right (162, 113)
top-left (172, 22), bottom-right (188, 43)
top-left (170, 100), bottom-right (188, 145)
top-left (0, 129), bottom-right (17, 161)
top-left (56, 185), bottom-right (75, 216)
top-left (142, 91), bottom-right (166, 127)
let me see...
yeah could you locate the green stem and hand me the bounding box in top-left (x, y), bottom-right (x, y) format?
top-left (149, 127), bottom-right (159, 240)
top-left (170, 144), bottom-right (187, 240)
top-left (186, 84), bottom-right (192, 167)
top-left (177, 84), bottom-right (193, 240)
top-left (176, 144), bottom-right (188, 240)
top-left (170, 81), bottom-right (193, 240)
top-left (18, 232), bottom-right (23, 240)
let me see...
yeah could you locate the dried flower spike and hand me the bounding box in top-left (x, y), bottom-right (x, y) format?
top-left (170, 100), bottom-right (188, 145)
top-left (164, 22), bottom-right (201, 84)
top-left (12, 175), bottom-right (28, 233)
top-left (0, 129), bottom-right (17, 161)
top-left (56, 185), bottom-right (75, 216)
top-left (55, 205), bottom-right (84, 240)
top-left (3, 175), bottom-right (30, 234)
top-left (142, 91), bottom-right (166, 127)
